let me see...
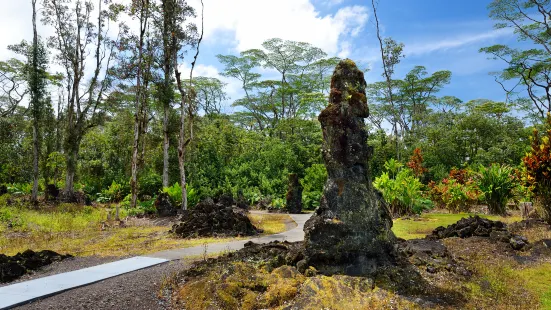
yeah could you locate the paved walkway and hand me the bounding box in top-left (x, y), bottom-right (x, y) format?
top-left (0, 213), bottom-right (311, 310)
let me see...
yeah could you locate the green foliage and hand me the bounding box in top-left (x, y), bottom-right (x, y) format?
top-left (163, 183), bottom-right (183, 205)
top-left (139, 171), bottom-right (162, 197)
top-left (6, 183), bottom-right (33, 196)
top-left (161, 183), bottom-right (198, 208)
top-left (373, 162), bottom-right (433, 216)
top-left (123, 197), bottom-right (157, 217)
top-left (97, 181), bottom-right (128, 203)
top-left (271, 197), bottom-right (285, 209)
top-left (301, 164), bottom-right (327, 210)
top-left (523, 114), bottom-right (551, 221)
top-left (476, 164), bottom-right (517, 215)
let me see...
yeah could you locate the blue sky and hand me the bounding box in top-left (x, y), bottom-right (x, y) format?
top-left (0, 0), bottom-right (524, 113)
top-left (184, 0), bottom-right (522, 112)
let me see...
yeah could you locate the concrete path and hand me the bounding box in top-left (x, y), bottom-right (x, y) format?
top-left (0, 213), bottom-right (311, 310)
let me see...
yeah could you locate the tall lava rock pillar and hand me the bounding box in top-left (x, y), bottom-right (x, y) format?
top-left (303, 59), bottom-right (396, 275)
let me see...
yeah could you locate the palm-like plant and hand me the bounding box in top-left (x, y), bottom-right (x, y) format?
top-left (477, 164), bottom-right (517, 215)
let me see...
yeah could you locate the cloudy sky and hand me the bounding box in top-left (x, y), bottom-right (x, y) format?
top-left (0, 0), bottom-right (523, 113)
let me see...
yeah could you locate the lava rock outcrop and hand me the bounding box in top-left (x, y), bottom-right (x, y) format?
top-left (170, 197), bottom-right (260, 238)
top-left (428, 216), bottom-right (529, 250)
top-left (286, 173), bottom-right (303, 214)
top-left (302, 59), bottom-right (397, 276)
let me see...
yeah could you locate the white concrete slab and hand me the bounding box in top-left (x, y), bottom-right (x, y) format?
top-left (0, 256), bottom-right (168, 309)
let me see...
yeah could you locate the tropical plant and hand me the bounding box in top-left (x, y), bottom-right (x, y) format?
top-left (523, 114), bottom-right (551, 221)
top-left (476, 164), bottom-right (517, 215)
top-left (374, 162), bottom-right (433, 216)
top-left (407, 148), bottom-right (428, 178)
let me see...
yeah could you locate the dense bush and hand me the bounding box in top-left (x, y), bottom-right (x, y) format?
top-left (428, 176), bottom-right (480, 213)
top-left (373, 162), bottom-right (433, 216)
top-left (476, 164), bottom-right (517, 215)
top-left (523, 114), bottom-right (551, 222)
top-left (301, 164), bottom-right (327, 210)
top-left (97, 181), bottom-right (129, 203)
top-left (162, 183), bottom-right (199, 208)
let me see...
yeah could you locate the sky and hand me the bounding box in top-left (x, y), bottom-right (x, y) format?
top-left (0, 0), bottom-right (524, 114)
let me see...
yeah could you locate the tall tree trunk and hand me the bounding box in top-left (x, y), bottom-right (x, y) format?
top-left (30, 0), bottom-right (40, 204)
top-left (131, 0), bottom-right (149, 210)
top-left (162, 106), bottom-right (170, 187)
top-left (64, 138), bottom-right (79, 199)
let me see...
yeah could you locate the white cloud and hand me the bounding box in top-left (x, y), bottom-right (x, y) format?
top-left (405, 28), bottom-right (512, 56)
top-left (189, 0), bottom-right (368, 56)
top-left (322, 0), bottom-right (345, 7)
top-left (178, 62), bottom-right (243, 113)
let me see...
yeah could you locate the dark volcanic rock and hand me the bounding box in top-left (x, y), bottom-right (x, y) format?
top-left (0, 250), bottom-right (72, 283)
top-left (0, 184), bottom-right (7, 195)
top-left (303, 59), bottom-right (396, 276)
top-left (45, 184), bottom-right (60, 200)
top-left (397, 239), bottom-right (468, 275)
top-left (428, 216), bottom-right (529, 250)
top-left (171, 197), bottom-right (259, 238)
top-left (155, 192), bottom-right (177, 217)
top-left (286, 173), bottom-right (303, 214)
top-left (236, 189), bottom-right (249, 210)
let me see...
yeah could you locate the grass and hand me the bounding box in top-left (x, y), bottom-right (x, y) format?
top-left (392, 213), bottom-right (522, 239)
top-left (515, 263), bottom-right (551, 308)
top-left (0, 195), bottom-right (294, 257)
top-left (248, 213), bottom-right (295, 235)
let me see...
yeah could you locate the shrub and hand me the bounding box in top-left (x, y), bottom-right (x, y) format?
top-left (271, 197), bottom-right (286, 209)
top-left (139, 172), bottom-right (162, 198)
top-left (162, 183), bottom-right (199, 208)
top-left (523, 113), bottom-right (551, 222)
top-left (97, 181), bottom-right (128, 203)
top-left (301, 164), bottom-right (327, 210)
top-left (373, 163), bottom-right (433, 216)
top-left (476, 164), bottom-right (517, 215)
top-left (429, 178), bottom-right (480, 213)
top-left (406, 148), bottom-right (428, 178)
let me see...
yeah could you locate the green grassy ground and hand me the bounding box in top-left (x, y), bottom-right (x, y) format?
top-left (0, 195), bottom-right (293, 257)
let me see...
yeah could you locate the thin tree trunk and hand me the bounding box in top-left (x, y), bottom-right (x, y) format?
top-left (162, 106), bottom-right (170, 188)
top-left (372, 0), bottom-right (400, 160)
top-left (130, 0), bottom-right (149, 210)
top-left (31, 0), bottom-right (40, 204)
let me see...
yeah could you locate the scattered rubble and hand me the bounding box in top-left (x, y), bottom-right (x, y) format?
top-left (0, 250), bottom-right (73, 283)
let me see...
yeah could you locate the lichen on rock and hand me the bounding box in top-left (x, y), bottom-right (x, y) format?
top-left (303, 59), bottom-right (397, 276)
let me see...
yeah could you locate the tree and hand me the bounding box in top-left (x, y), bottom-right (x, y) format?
top-left (191, 76), bottom-right (228, 115)
top-left (371, 0), bottom-right (405, 158)
top-left (129, 0), bottom-right (153, 210)
top-left (42, 0), bottom-right (120, 199)
top-left (29, 0), bottom-right (48, 203)
top-left (0, 59), bottom-right (28, 117)
top-left (170, 0), bottom-right (201, 210)
top-left (218, 39), bottom-right (338, 132)
top-left (398, 66), bottom-right (451, 135)
top-left (481, 0), bottom-right (551, 119)
top-left (154, 0), bottom-right (178, 188)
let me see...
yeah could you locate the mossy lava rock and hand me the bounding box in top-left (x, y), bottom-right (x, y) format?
top-left (303, 59), bottom-right (397, 276)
